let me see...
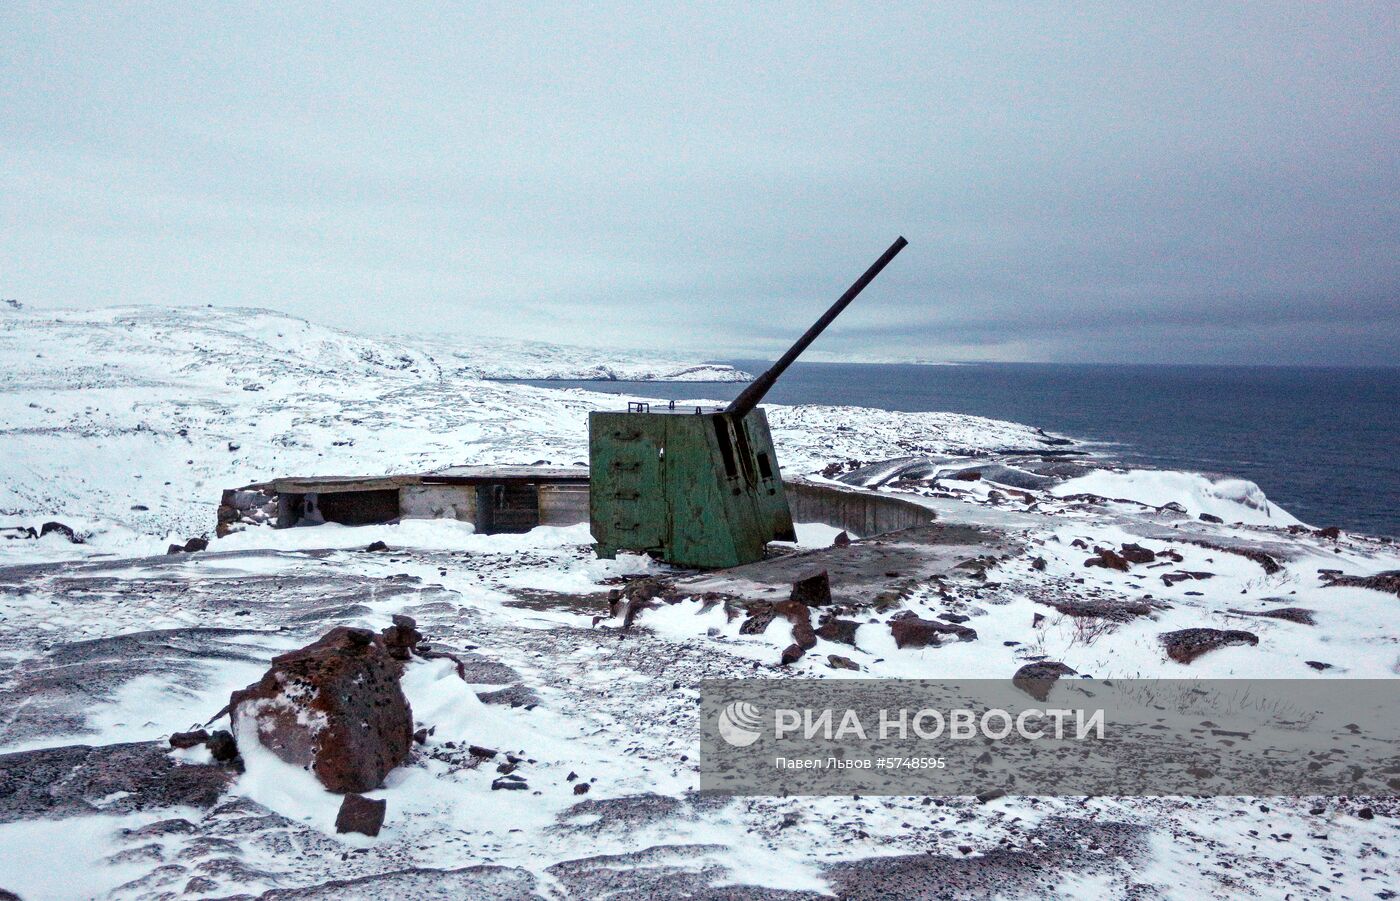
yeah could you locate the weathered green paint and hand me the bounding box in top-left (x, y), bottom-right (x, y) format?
top-left (590, 408), bottom-right (796, 569)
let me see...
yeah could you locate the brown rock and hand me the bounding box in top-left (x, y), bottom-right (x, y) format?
top-left (827, 654), bottom-right (860, 671)
top-left (1118, 543), bottom-right (1156, 564)
top-left (39, 521), bottom-right (82, 543)
top-left (1323, 570), bottom-right (1400, 598)
top-left (780, 644), bottom-right (804, 666)
top-left (573, 782), bottom-right (590, 795)
top-left (815, 618), bottom-right (860, 646)
top-left (739, 604), bottom-right (778, 635)
top-left (169, 729), bottom-right (210, 750)
top-left (889, 612), bottom-right (977, 649)
top-left (183, 536), bottom-right (208, 553)
top-left (1199, 513), bottom-right (1224, 524)
top-left (951, 470), bottom-right (982, 481)
top-left (1226, 607), bottom-right (1316, 625)
top-left (832, 531), bottom-right (851, 548)
top-left (381, 614), bottom-right (423, 660)
top-left (335, 793), bottom-right (386, 837)
top-left (1012, 662), bottom-right (1077, 702)
top-left (229, 626), bottom-right (413, 794)
top-left (790, 571), bottom-right (832, 607)
top-left (1084, 548), bottom-right (1131, 572)
top-left (1317, 526), bottom-right (1341, 540)
top-left (1159, 628), bottom-right (1259, 664)
top-left (206, 730), bottom-right (238, 763)
top-left (774, 599), bottom-right (816, 650)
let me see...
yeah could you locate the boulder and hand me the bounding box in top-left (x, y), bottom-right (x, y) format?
top-left (335, 793), bottom-right (387, 837)
top-left (889, 612), bottom-right (977, 649)
top-left (39, 521), bottom-right (82, 544)
top-left (1012, 662), bottom-right (1077, 702)
top-left (815, 618), bottom-right (860, 646)
top-left (790, 571), bottom-right (832, 607)
top-left (168, 729), bottom-right (210, 750)
top-left (207, 730), bottom-right (239, 763)
top-left (832, 531), bottom-right (852, 548)
top-left (1159, 628), bottom-right (1259, 664)
top-left (381, 614), bottom-right (423, 660)
top-left (1199, 513), bottom-right (1224, 524)
top-left (183, 536), bottom-right (208, 553)
top-left (774, 600), bottom-right (816, 650)
top-left (229, 626), bottom-right (413, 793)
top-left (1118, 543), bottom-right (1156, 564)
top-left (1084, 548), bottom-right (1130, 572)
top-left (780, 644), bottom-right (805, 666)
top-left (827, 655), bottom-right (860, 671)
top-left (1317, 526), bottom-right (1341, 540)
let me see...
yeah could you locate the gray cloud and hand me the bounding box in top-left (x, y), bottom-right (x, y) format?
top-left (2, 3), bottom-right (1396, 365)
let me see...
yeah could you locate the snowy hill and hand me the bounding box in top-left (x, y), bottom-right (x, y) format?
top-left (0, 304), bottom-right (1042, 559)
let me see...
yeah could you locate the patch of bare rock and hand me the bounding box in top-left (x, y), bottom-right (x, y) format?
top-left (1159, 628), bottom-right (1259, 664)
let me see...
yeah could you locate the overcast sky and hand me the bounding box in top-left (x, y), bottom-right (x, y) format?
top-left (3, 3), bottom-right (1397, 365)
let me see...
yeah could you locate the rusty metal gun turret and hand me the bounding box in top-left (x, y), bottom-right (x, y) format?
top-left (589, 237), bottom-right (908, 568)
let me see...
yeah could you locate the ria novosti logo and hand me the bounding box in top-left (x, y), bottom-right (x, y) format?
top-left (716, 700), bottom-right (764, 747)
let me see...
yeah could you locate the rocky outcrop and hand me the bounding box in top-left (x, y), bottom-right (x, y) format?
top-left (1323, 570), bottom-right (1400, 598)
top-left (889, 612), bottom-right (977, 649)
top-left (229, 626), bottom-right (413, 794)
top-left (1159, 628), bottom-right (1259, 664)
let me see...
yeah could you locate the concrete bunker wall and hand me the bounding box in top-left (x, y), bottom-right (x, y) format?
top-left (783, 479), bottom-right (934, 537)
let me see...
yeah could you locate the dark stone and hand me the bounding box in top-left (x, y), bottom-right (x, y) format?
top-left (832, 531), bottom-right (851, 548)
top-left (739, 604), bottom-right (777, 635)
top-left (1159, 628), bottom-right (1259, 664)
top-left (1323, 570), bottom-right (1400, 598)
top-left (182, 536), bottom-right (208, 553)
top-left (0, 741), bottom-right (233, 823)
top-left (468, 745), bottom-right (498, 759)
top-left (39, 521), bottom-right (82, 543)
top-left (365, 541), bottom-right (389, 552)
top-left (951, 470), bottom-right (982, 481)
top-left (1084, 548), bottom-right (1131, 572)
top-left (780, 644), bottom-right (805, 666)
top-left (790, 571), bottom-right (832, 607)
top-left (1357, 807), bottom-right (1374, 820)
top-left (229, 626), bottom-right (413, 793)
top-left (827, 655), bottom-right (860, 671)
top-left (976, 789), bottom-right (1007, 804)
top-left (413, 728), bottom-right (430, 744)
top-left (939, 613), bottom-right (971, 624)
top-left (169, 729), bottom-right (210, 750)
top-left (1317, 526), bottom-right (1342, 540)
top-left (1118, 543), bottom-right (1156, 564)
top-left (573, 782), bottom-right (590, 795)
top-left (1162, 571), bottom-right (1215, 587)
top-left (1305, 660), bottom-right (1334, 671)
top-left (774, 599), bottom-right (816, 650)
top-left (815, 618), bottom-right (860, 646)
top-left (1030, 556), bottom-right (1047, 571)
top-left (382, 614), bottom-right (423, 660)
top-left (166, 544), bottom-right (185, 554)
top-left (335, 793), bottom-right (386, 837)
top-left (206, 730), bottom-right (239, 763)
top-left (1012, 662), bottom-right (1078, 702)
top-left (1226, 607), bottom-right (1316, 625)
top-left (889, 612), bottom-right (977, 649)
top-left (1199, 513), bottom-right (1225, 524)
top-left (492, 776), bottom-right (528, 791)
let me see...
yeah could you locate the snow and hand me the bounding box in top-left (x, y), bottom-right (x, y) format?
top-left (1, 303), bottom-right (1397, 900)
top-left (1051, 469), bottom-right (1303, 527)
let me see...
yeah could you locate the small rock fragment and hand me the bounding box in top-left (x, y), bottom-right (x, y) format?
top-left (207, 730), bottom-right (239, 763)
top-left (335, 794), bottom-right (386, 837)
top-left (169, 729), bottom-right (210, 750)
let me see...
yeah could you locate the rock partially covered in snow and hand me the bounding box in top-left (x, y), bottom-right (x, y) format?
top-left (1159, 628), bottom-right (1259, 664)
top-left (229, 626), bottom-right (413, 793)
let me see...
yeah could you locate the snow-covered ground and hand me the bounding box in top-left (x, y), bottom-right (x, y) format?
top-left (1, 304), bottom-right (1397, 900)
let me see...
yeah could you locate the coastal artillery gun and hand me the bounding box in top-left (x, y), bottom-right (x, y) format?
top-left (589, 237), bottom-right (908, 568)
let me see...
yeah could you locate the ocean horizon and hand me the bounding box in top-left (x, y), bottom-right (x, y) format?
top-left (521, 361), bottom-right (1400, 538)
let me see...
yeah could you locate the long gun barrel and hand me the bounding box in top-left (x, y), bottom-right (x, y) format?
top-left (725, 236), bottom-right (908, 419)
